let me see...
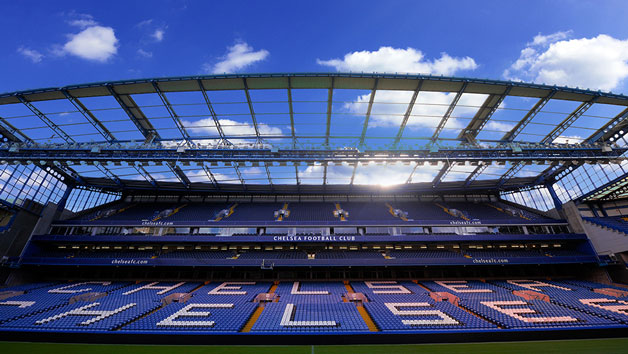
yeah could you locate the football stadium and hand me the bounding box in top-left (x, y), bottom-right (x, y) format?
top-left (1, 72), bottom-right (628, 352)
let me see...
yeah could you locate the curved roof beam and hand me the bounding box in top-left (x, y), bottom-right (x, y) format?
top-left (16, 94), bottom-right (74, 143)
top-left (431, 82), bottom-right (467, 143)
top-left (151, 81), bottom-right (191, 143)
top-left (459, 86), bottom-right (511, 143)
top-left (61, 89), bottom-right (115, 143)
top-left (502, 90), bottom-right (556, 142)
top-left (358, 79), bottom-right (379, 147)
top-left (106, 85), bottom-right (159, 143)
top-left (393, 80), bottom-right (423, 147)
top-left (197, 79), bottom-right (230, 146)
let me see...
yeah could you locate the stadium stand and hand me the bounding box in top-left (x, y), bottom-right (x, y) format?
top-left (2, 73), bottom-right (628, 344)
top-left (583, 217), bottom-right (628, 235)
top-left (0, 280), bottom-right (626, 334)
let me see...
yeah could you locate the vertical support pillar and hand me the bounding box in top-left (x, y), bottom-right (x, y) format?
top-left (546, 183), bottom-right (563, 211)
top-left (597, 202), bottom-right (608, 217)
top-left (56, 185), bottom-right (73, 213)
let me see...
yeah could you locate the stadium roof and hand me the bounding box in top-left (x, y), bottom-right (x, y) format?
top-left (1, 72), bottom-right (628, 194)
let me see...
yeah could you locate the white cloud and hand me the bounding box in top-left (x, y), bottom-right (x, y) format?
top-left (17, 46), bottom-right (43, 63)
top-left (207, 42), bottom-right (269, 74)
top-left (317, 47), bottom-right (477, 75)
top-left (137, 49), bottom-right (153, 58)
top-left (62, 26), bottom-right (119, 62)
top-left (553, 134), bottom-right (583, 144)
top-left (68, 18), bottom-right (98, 29)
top-left (528, 30), bottom-right (572, 46)
top-left (136, 19), bottom-right (153, 27)
top-left (505, 32), bottom-right (628, 91)
top-left (320, 47), bottom-right (481, 134)
top-left (182, 118), bottom-right (282, 144)
top-left (297, 162), bottom-right (445, 186)
top-left (67, 13), bottom-right (98, 29)
top-left (152, 29), bottom-right (165, 42)
top-left (485, 121), bottom-right (514, 133)
top-left (344, 90), bottom-right (487, 130)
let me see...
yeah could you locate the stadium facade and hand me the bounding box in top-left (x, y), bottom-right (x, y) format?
top-left (0, 73), bottom-right (628, 344)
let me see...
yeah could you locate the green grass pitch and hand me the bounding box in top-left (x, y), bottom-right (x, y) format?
top-left (1, 338), bottom-right (628, 354)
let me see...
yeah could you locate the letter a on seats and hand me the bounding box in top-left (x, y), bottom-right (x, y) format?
top-left (35, 302), bottom-right (136, 326)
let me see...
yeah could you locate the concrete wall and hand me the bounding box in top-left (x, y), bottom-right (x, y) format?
top-left (562, 201), bottom-right (628, 255)
top-left (0, 208), bottom-right (40, 258)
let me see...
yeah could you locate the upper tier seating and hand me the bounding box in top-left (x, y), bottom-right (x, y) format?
top-left (65, 201), bottom-right (556, 225)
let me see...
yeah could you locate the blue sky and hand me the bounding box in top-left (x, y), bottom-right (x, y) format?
top-left (2, 0), bottom-right (628, 91)
top-left (2, 0), bottom-right (628, 187)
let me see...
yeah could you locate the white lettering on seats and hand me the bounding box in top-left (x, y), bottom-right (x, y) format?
top-left (123, 282), bottom-right (186, 295)
top-left (580, 298), bottom-right (628, 315)
top-left (291, 282), bottom-right (329, 295)
top-left (156, 303), bottom-right (234, 327)
top-left (0, 301), bottom-right (35, 308)
top-left (280, 303), bottom-right (337, 327)
top-left (481, 300), bottom-right (577, 323)
top-left (384, 302), bottom-right (459, 326)
top-left (208, 282), bottom-right (255, 295)
top-left (506, 280), bottom-right (571, 292)
top-left (365, 281), bottom-right (411, 294)
top-left (35, 302), bottom-right (136, 326)
top-left (48, 282), bottom-right (112, 294)
top-left (434, 281), bottom-right (492, 293)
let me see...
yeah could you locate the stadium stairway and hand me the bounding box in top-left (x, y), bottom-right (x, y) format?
top-left (583, 217), bottom-right (628, 236)
top-left (241, 281), bottom-right (280, 332)
top-left (345, 281), bottom-right (379, 332)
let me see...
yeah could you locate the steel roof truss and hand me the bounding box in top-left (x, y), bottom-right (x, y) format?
top-left (358, 79), bottom-right (378, 147)
top-left (232, 163), bottom-right (246, 189)
top-left (197, 79), bottom-right (230, 146)
top-left (168, 163), bottom-right (191, 188)
top-left (151, 82), bottom-right (190, 142)
top-left (586, 107), bottom-right (628, 144)
top-left (325, 79), bottom-right (334, 146)
top-left (94, 163), bottom-right (123, 187)
top-left (264, 163), bottom-right (273, 187)
top-left (202, 165), bottom-right (219, 189)
top-left (464, 163), bottom-right (489, 187)
top-left (349, 162), bottom-right (358, 185)
top-left (460, 86), bottom-right (511, 142)
top-left (242, 78), bottom-right (261, 142)
top-left (287, 79), bottom-right (296, 148)
top-left (498, 162), bottom-right (525, 187)
top-left (61, 90), bottom-right (115, 143)
top-left (406, 163), bottom-right (419, 184)
top-left (134, 164), bottom-right (157, 187)
top-left (541, 96), bottom-right (599, 144)
top-left (431, 82), bottom-right (468, 143)
top-left (433, 161), bottom-right (454, 187)
top-left (0, 115), bottom-right (32, 143)
top-left (16, 94), bottom-right (74, 143)
top-left (393, 80), bottom-right (423, 147)
top-left (107, 85), bottom-right (159, 143)
top-left (502, 90), bottom-right (557, 142)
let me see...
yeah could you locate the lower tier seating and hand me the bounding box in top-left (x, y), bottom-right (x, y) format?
top-left (0, 279), bottom-right (626, 334)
